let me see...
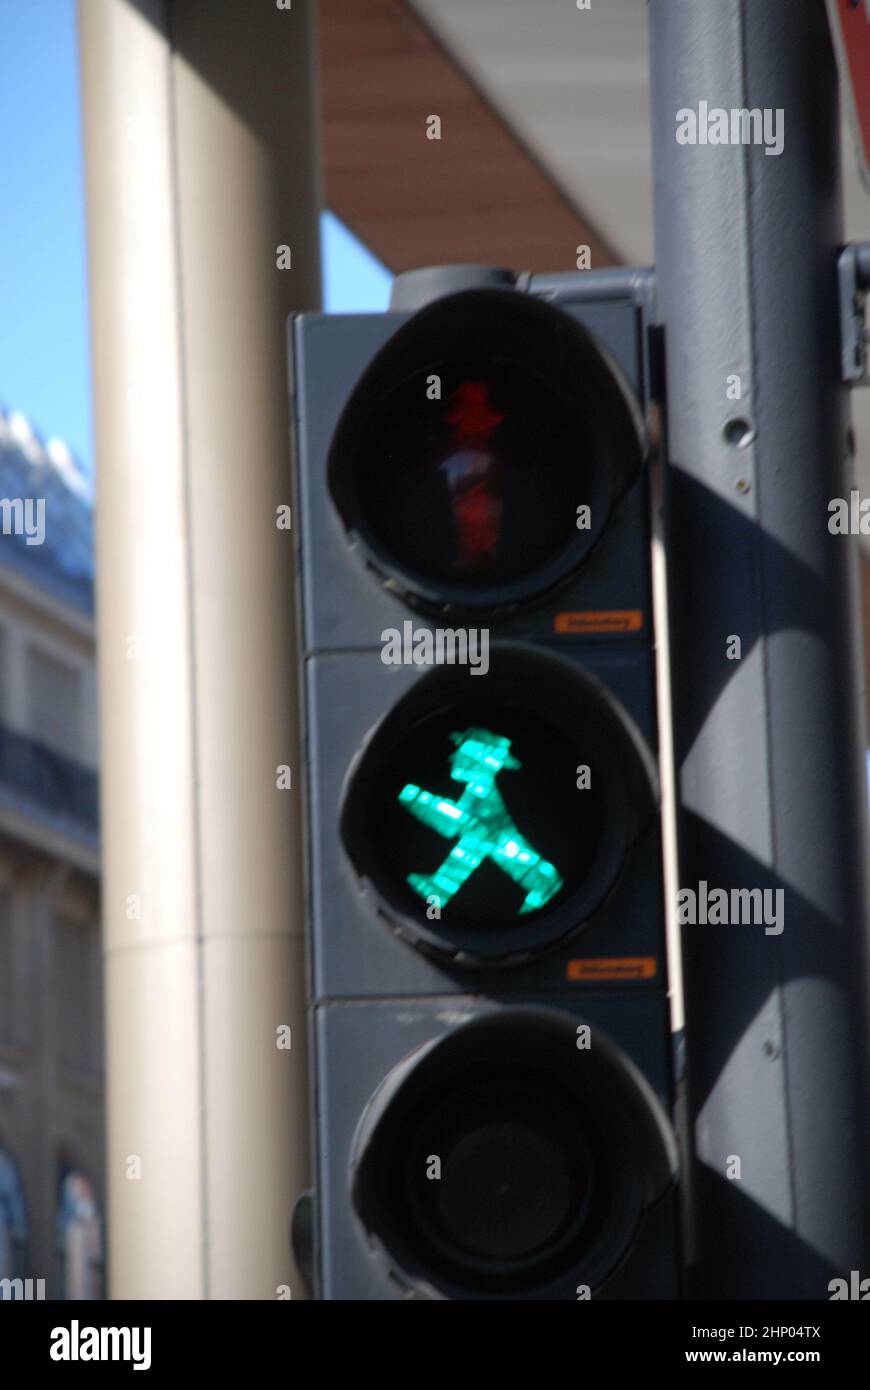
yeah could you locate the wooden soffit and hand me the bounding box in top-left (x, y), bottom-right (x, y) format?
top-left (318, 0), bottom-right (618, 275)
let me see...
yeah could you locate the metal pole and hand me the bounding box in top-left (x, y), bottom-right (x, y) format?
top-left (79, 0), bottom-right (321, 1297)
top-left (650, 0), bottom-right (870, 1296)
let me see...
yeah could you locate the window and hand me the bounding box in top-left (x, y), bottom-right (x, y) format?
top-left (27, 648), bottom-right (81, 760)
top-left (0, 891), bottom-right (12, 1044)
top-left (56, 1170), bottom-right (102, 1300)
top-left (0, 1148), bottom-right (28, 1281)
top-left (54, 915), bottom-right (98, 1073)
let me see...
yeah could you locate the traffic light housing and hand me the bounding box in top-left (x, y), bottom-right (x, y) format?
top-left (290, 267), bottom-right (681, 1299)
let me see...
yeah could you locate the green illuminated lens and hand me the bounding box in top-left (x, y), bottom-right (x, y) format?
top-left (398, 727), bottom-right (564, 915)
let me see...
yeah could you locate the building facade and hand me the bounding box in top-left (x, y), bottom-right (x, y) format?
top-left (0, 406), bottom-right (102, 1300)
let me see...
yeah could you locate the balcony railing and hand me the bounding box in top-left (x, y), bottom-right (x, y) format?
top-left (0, 724), bottom-right (98, 836)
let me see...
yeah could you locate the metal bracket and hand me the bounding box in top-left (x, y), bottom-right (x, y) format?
top-left (839, 243), bottom-right (870, 384)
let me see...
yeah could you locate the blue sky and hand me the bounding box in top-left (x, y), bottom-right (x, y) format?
top-left (0, 0), bottom-right (391, 479)
top-left (0, 0), bottom-right (91, 468)
top-left (322, 211), bottom-right (392, 316)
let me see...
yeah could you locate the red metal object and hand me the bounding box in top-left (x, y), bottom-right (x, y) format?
top-left (827, 0), bottom-right (870, 188)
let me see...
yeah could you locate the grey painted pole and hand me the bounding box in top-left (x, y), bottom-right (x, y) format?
top-left (650, 0), bottom-right (870, 1296)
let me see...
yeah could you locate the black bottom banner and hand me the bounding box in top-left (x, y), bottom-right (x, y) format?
top-left (1, 1297), bottom-right (866, 1377)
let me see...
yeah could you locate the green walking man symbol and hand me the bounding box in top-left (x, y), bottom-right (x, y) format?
top-left (398, 727), bottom-right (564, 915)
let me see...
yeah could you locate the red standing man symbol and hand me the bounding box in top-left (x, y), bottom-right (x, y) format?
top-left (439, 382), bottom-right (505, 569)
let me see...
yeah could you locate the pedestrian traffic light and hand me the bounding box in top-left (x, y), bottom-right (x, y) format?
top-left (290, 266), bottom-right (681, 1299)
top-left (324, 285), bottom-right (642, 615)
top-left (340, 644), bottom-right (656, 963)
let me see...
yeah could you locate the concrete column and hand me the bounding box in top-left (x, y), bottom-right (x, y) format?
top-left (78, 0), bottom-right (321, 1298)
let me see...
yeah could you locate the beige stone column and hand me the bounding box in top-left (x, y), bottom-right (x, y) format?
top-left (78, 0), bottom-right (321, 1298)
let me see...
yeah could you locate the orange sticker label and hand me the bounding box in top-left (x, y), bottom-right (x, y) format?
top-left (554, 610), bottom-right (644, 635)
top-left (566, 957), bottom-right (657, 982)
